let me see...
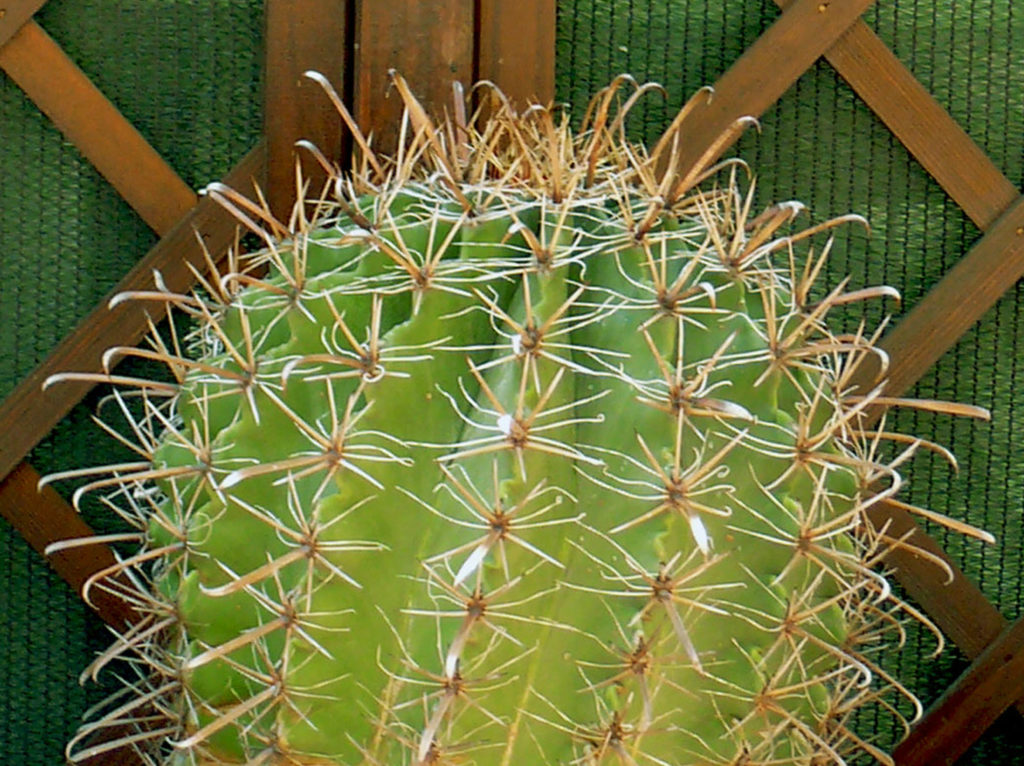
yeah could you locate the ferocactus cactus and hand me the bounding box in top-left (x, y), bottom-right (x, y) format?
top-left (45, 73), bottom-right (990, 766)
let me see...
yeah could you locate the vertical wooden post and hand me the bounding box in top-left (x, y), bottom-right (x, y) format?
top-left (264, 0), bottom-right (349, 219)
top-left (351, 0), bottom-right (475, 154)
top-left (477, 0), bottom-right (556, 107)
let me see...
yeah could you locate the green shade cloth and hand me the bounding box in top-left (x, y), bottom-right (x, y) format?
top-left (3, 0), bottom-right (1022, 762)
top-left (557, 1), bottom-right (1024, 761)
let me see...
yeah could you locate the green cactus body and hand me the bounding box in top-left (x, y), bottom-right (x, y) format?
top-left (47, 76), bottom-right (985, 766)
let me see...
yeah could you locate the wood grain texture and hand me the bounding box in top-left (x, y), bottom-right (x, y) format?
top-left (850, 201), bottom-right (1024, 681)
top-left (0, 0), bottom-right (49, 48)
top-left (0, 143), bottom-right (266, 486)
top-left (865, 499), bottom-right (1011, 661)
top-left (813, 10), bottom-right (1019, 230)
top-left (0, 462), bottom-right (138, 629)
top-left (264, 0), bottom-right (348, 218)
top-left (894, 617), bottom-right (1024, 765)
top-left (0, 20), bottom-right (196, 233)
top-left (873, 197), bottom-right (1024, 403)
top-left (352, 0), bottom-right (474, 154)
top-left (670, 0), bottom-right (875, 181)
top-left (477, 0), bottom-right (556, 107)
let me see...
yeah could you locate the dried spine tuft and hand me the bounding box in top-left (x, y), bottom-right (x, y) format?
top-left (46, 73), bottom-right (989, 766)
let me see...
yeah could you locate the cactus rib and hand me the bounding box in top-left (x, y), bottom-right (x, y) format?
top-left (44, 73), bottom-right (990, 766)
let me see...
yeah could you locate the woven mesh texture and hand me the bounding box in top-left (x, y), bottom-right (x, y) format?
top-left (3, 1), bottom-right (1023, 763)
top-left (557, 0), bottom-right (1024, 762)
top-left (0, 1), bottom-right (263, 762)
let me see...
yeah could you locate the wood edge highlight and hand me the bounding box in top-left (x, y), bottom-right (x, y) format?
top-left (0, 143), bottom-right (266, 486)
top-left (0, 20), bottom-right (196, 232)
top-left (894, 617), bottom-right (1024, 765)
top-left (0, 0), bottom-right (49, 49)
top-left (0, 462), bottom-right (138, 629)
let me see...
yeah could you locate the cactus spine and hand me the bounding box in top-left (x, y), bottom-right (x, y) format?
top-left (45, 74), bottom-right (989, 766)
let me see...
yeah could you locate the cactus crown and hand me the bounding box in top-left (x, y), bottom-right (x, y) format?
top-left (45, 73), bottom-right (988, 766)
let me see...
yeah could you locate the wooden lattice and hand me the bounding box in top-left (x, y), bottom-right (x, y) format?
top-left (1, 1), bottom-right (1021, 763)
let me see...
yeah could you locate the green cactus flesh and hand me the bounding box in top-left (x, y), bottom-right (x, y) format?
top-left (50, 77), bottom-right (980, 766)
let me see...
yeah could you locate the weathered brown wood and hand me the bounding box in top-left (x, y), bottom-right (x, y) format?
top-left (772, 1), bottom-right (1017, 230)
top-left (869, 196), bottom-right (1024, 404)
top-left (855, 198), bottom-right (1024, 731)
top-left (0, 0), bottom-right (49, 48)
top-left (477, 0), bottom-right (556, 107)
top-left (352, 0), bottom-right (475, 154)
top-left (760, 0), bottom-right (1024, 735)
top-left (0, 462), bottom-right (137, 629)
top-left (894, 616), bottom-right (1024, 766)
top-left (851, 204), bottom-right (1024, 673)
top-left (0, 143), bottom-right (266, 487)
top-left (671, 0), bottom-right (875, 182)
top-left (806, 6), bottom-right (1020, 230)
top-left (264, 0), bottom-right (347, 219)
top-left (0, 20), bottom-right (196, 233)
top-left (865, 498), bottom-right (1011, 659)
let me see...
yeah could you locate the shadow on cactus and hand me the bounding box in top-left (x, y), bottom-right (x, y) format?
top-left (43, 72), bottom-right (992, 766)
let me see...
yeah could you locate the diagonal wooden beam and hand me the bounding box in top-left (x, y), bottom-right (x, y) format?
top-left (672, 0), bottom-right (876, 181)
top-left (852, 180), bottom-right (1024, 704)
top-left (763, 0), bottom-right (1024, 749)
top-left (0, 145), bottom-right (266, 626)
top-left (775, 0), bottom-right (1018, 230)
top-left (0, 141), bottom-right (268, 487)
top-left (860, 200), bottom-right (1024, 737)
top-left (1, 4), bottom-right (334, 765)
top-left (0, 142), bottom-right (265, 483)
top-left (874, 198), bottom-right (1024, 408)
top-left (677, 1), bottom-right (1024, 753)
top-left (0, 10), bottom-right (259, 634)
top-left (0, 20), bottom-right (196, 233)
top-left (774, 0), bottom-right (1024, 701)
top-left (894, 616), bottom-right (1024, 765)
top-left (0, 0), bottom-right (49, 48)
top-left (264, 0), bottom-right (347, 219)
top-left (0, 462), bottom-right (138, 629)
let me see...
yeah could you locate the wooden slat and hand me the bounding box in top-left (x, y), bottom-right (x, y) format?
top-left (751, 0), bottom-right (1024, 749)
top-left (807, 4), bottom-right (1024, 736)
top-left (865, 499), bottom-right (1015, 676)
top-left (477, 0), bottom-right (556, 107)
top-left (0, 20), bottom-right (196, 233)
top-left (773, 1), bottom-right (1017, 231)
top-left (807, 6), bottom-right (1020, 230)
top-left (856, 201), bottom-right (1024, 735)
top-left (894, 617), bottom-right (1024, 766)
top-left (761, 0), bottom-right (1024, 736)
top-left (0, 0), bottom-right (49, 48)
top-left (850, 200), bottom-right (1024, 690)
top-left (0, 462), bottom-right (137, 629)
top-left (871, 196), bottom-right (1024, 403)
top-left (671, 0), bottom-right (875, 182)
top-left (352, 0), bottom-right (475, 154)
top-left (0, 143), bottom-right (266, 487)
top-left (264, 0), bottom-right (347, 219)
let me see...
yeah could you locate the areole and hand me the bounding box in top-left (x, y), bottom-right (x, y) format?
top-left (42, 72), bottom-right (988, 765)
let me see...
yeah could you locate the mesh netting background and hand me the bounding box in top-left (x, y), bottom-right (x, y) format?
top-left (1, 0), bottom-right (1022, 763)
top-left (0, 1), bottom-right (263, 762)
top-left (556, 0), bottom-right (1024, 762)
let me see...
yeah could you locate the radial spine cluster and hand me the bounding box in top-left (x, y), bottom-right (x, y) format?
top-left (45, 73), bottom-right (989, 766)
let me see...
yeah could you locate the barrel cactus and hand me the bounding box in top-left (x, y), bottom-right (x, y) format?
top-left (44, 73), bottom-right (989, 766)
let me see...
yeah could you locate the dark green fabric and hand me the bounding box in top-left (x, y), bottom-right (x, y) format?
top-left (0, 1), bottom-right (263, 762)
top-left (3, 0), bottom-right (1023, 763)
top-left (556, 1), bottom-right (1024, 761)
